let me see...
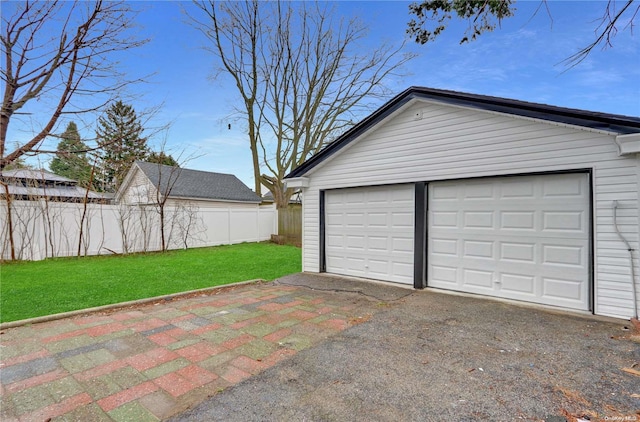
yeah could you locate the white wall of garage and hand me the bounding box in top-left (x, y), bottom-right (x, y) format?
top-left (298, 99), bottom-right (639, 319)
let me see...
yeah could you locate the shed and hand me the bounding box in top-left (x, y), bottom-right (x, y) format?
top-left (284, 87), bottom-right (640, 319)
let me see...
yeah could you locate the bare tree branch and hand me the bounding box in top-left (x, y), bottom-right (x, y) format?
top-left (407, 0), bottom-right (638, 69)
top-left (1, 0), bottom-right (149, 170)
top-left (189, 1), bottom-right (415, 207)
top-left (561, 0), bottom-right (638, 68)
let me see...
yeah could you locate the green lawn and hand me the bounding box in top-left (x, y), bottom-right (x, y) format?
top-left (0, 242), bottom-right (301, 323)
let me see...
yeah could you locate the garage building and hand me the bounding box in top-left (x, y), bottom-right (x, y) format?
top-left (284, 87), bottom-right (640, 319)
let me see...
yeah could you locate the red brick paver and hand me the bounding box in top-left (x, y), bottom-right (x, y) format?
top-left (175, 342), bottom-right (226, 363)
top-left (176, 365), bottom-right (218, 386)
top-left (4, 369), bottom-right (68, 394)
top-left (21, 392), bottom-right (93, 422)
top-left (0, 349), bottom-right (50, 368)
top-left (153, 372), bottom-right (198, 398)
top-left (97, 381), bottom-right (159, 412)
top-left (126, 348), bottom-right (180, 372)
top-left (74, 360), bottom-right (129, 382)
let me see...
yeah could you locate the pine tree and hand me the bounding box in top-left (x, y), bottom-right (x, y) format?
top-left (49, 122), bottom-right (92, 186)
top-left (147, 151), bottom-right (179, 167)
top-left (96, 101), bottom-right (149, 192)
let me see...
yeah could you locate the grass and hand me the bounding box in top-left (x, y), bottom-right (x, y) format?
top-left (0, 242), bottom-right (301, 323)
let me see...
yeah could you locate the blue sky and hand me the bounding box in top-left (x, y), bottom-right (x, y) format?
top-left (6, 1), bottom-right (640, 189)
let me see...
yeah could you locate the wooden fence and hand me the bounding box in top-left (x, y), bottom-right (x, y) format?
top-left (275, 204), bottom-right (301, 246)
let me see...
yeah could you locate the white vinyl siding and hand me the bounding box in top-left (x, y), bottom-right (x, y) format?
top-left (121, 168), bottom-right (158, 204)
top-left (300, 100), bottom-right (639, 319)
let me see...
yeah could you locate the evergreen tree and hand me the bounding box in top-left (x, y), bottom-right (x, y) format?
top-left (147, 151), bottom-right (179, 167)
top-left (3, 156), bottom-right (30, 171)
top-left (49, 122), bottom-right (92, 186)
top-left (96, 101), bottom-right (149, 192)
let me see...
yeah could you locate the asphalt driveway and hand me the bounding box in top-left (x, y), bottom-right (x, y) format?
top-left (173, 274), bottom-right (640, 422)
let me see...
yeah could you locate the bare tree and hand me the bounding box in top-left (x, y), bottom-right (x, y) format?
top-left (174, 202), bottom-right (205, 250)
top-left (147, 162), bottom-right (185, 252)
top-left (76, 162), bottom-right (97, 256)
top-left (190, 1), bottom-right (415, 207)
top-left (407, 0), bottom-right (639, 67)
top-left (115, 203), bottom-right (136, 254)
top-left (0, 0), bottom-right (148, 170)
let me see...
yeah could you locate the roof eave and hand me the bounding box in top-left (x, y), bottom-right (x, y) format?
top-left (166, 194), bottom-right (261, 204)
top-left (284, 86), bottom-right (640, 179)
top-left (285, 88), bottom-right (417, 179)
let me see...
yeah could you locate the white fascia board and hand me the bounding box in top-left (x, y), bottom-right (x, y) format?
top-left (615, 133), bottom-right (640, 156)
top-left (284, 177), bottom-right (309, 188)
top-left (168, 195), bottom-right (261, 204)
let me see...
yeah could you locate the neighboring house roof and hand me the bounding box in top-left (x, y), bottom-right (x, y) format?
top-left (2, 169), bottom-right (76, 184)
top-left (262, 190), bottom-right (302, 204)
top-left (285, 86), bottom-right (640, 179)
top-left (0, 169), bottom-right (106, 200)
top-left (133, 161), bottom-right (261, 203)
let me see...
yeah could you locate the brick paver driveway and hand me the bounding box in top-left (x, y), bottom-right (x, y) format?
top-left (0, 279), bottom-right (390, 421)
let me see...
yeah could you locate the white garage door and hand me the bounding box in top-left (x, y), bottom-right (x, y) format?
top-left (428, 173), bottom-right (590, 310)
top-left (325, 185), bottom-right (414, 284)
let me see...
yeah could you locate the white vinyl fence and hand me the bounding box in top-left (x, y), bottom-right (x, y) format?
top-left (0, 200), bottom-right (277, 261)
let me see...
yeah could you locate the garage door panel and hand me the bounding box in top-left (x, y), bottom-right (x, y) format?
top-left (464, 183), bottom-right (495, 199)
top-left (463, 211), bottom-right (494, 229)
top-left (463, 240), bottom-right (494, 259)
top-left (432, 184), bottom-right (458, 200)
top-left (542, 176), bottom-right (585, 197)
top-left (326, 234), bottom-right (344, 248)
top-left (500, 211), bottom-right (535, 230)
top-left (345, 256), bottom-right (365, 270)
top-left (501, 180), bottom-right (535, 198)
top-left (500, 273), bottom-right (536, 294)
top-left (345, 213), bottom-right (365, 227)
top-left (543, 277), bottom-right (584, 301)
top-left (368, 259), bottom-right (390, 274)
top-left (325, 184), bottom-right (414, 284)
top-left (367, 236), bottom-right (389, 251)
top-left (432, 211), bottom-right (458, 227)
top-left (542, 211), bottom-right (586, 232)
top-left (392, 237), bottom-right (414, 252)
top-left (542, 244), bottom-right (585, 267)
top-left (428, 173), bottom-right (590, 311)
top-left (346, 235), bottom-right (365, 250)
top-left (392, 212), bottom-right (414, 227)
top-left (463, 269), bottom-right (494, 288)
top-left (431, 238), bottom-right (458, 256)
top-left (500, 242), bottom-right (536, 262)
top-left (367, 212), bottom-right (388, 227)
top-left (432, 265), bottom-right (457, 284)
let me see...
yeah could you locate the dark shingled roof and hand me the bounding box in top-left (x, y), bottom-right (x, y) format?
top-left (136, 161), bottom-right (260, 203)
top-left (285, 86), bottom-right (640, 179)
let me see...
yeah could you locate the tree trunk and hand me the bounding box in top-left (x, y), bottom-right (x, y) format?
top-left (2, 182), bottom-right (16, 260)
top-left (160, 206), bottom-right (166, 251)
top-left (77, 166), bottom-right (96, 256)
top-left (272, 182), bottom-right (293, 210)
